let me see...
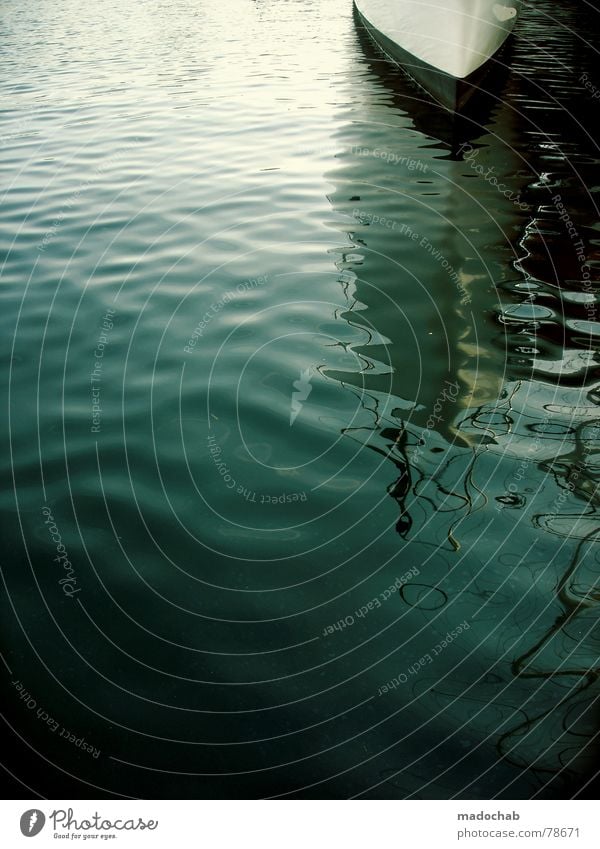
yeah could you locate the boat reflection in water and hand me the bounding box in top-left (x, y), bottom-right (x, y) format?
top-left (323, 3), bottom-right (600, 796)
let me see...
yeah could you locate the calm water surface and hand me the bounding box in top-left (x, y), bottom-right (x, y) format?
top-left (1, 0), bottom-right (599, 798)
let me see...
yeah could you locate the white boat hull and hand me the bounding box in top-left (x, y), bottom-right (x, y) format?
top-left (354, 0), bottom-right (522, 109)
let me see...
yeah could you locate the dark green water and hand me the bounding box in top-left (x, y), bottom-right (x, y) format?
top-left (1, 0), bottom-right (599, 798)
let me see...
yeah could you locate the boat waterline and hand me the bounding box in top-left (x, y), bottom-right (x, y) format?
top-left (354, 0), bottom-right (522, 108)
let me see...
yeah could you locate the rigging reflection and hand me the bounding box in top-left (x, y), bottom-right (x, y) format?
top-left (324, 1), bottom-right (600, 794)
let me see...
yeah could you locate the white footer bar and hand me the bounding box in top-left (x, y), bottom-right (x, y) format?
top-left (0, 800), bottom-right (597, 848)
